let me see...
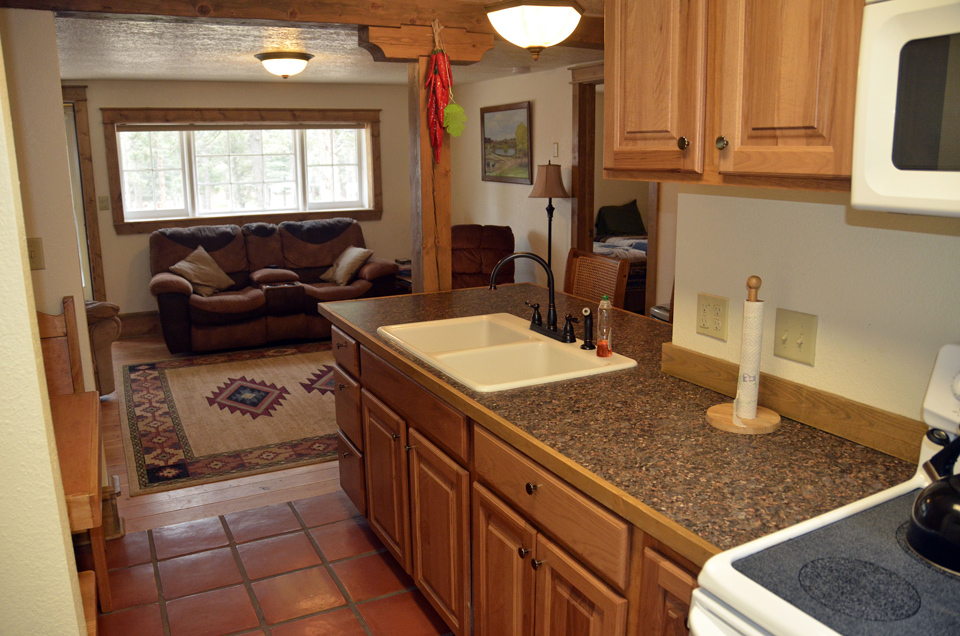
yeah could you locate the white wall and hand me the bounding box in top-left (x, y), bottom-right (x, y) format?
top-left (74, 80), bottom-right (411, 314)
top-left (671, 185), bottom-right (960, 420)
top-left (450, 67), bottom-right (573, 285)
top-left (0, 10), bottom-right (85, 636)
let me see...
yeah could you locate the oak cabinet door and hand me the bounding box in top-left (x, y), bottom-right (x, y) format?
top-left (333, 366), bottom-right (362, 450)
top-left (361, 389), bottom-right (409, 571)
top-left (638, 548), bottom-right (697, 636)
top-left (716, 0), bottom-right (861, 177)
top-left (473, 483), bottom-right (537, 636)
top-left (336, 430), bottom-right (365, 517)
top-left (604, 0), bottom-right (709, 173)
top-left (408, 428), bottom-right (470, 635)
top-left (534, 535), bottom-right (628, 636)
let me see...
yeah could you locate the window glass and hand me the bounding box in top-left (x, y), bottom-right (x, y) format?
top-left (119, 131), bottom-right (185, 215)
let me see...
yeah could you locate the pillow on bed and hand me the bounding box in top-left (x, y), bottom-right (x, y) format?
top-left (595, 199), bottom-right (646, 237)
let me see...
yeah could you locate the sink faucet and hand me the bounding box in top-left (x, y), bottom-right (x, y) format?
top-left (490, 252), bottom-right (573, 343)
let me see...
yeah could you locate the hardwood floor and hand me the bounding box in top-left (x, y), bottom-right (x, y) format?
top-left (104, 335), bottom-right (344, 534)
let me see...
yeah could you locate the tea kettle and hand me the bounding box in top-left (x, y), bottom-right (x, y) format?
top-left (906, 432), bottom-right (960, 573)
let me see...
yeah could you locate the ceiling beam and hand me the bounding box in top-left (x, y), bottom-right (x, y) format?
top-left (360, 25), bottom-right (494, 65)
top-left (2, 1), bottom-right (603, 49)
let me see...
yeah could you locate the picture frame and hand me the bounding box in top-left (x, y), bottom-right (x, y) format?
top-left (480, 101), bottom-right (533, 184)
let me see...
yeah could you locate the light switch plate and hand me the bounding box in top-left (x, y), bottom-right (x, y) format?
top-left (774, 308), bottom-right (818, 365)
top-left (696, 293), bottom-right (728, 341)
top-left (97, 195), bottom-right (111, 211)
top-left (27, 237), bottom-right (44, 270)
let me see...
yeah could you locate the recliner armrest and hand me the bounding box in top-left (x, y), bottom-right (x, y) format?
top-left (356, 257), bottom-right (399, 281)
top-left (250, 268), bottom-right (299, 287)
top-left (149, 272), bottom-right (193, 296)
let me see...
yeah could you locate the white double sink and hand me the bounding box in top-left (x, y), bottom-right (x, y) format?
top-left (377, 313), bottom-right (636, 392)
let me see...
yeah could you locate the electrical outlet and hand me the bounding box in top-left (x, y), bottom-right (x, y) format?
top-left (774, 308), bottom-right (818, 365)
top-left (696, 293), bottom-right (728, 341)
top-left (26, 237), bottom-right (44, 270)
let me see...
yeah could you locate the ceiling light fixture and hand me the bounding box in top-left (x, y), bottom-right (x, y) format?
top-left (485, 0), bottom-right (584, 61)
top-left (254, 51), bottom-right (314, 78)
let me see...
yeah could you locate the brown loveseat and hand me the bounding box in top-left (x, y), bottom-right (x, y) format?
top-left (149, 218), bottom-right (398, 353)
top-left (451, 224), bottom-right (515, 289)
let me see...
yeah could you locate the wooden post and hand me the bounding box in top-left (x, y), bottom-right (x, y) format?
top-left (408, 57), bottom-right (452, 293)
top-left (571, 81), bottom-right (596, 253)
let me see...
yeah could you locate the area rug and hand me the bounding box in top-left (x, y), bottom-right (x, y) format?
top-left (119, 342), bottom-right (340, 495)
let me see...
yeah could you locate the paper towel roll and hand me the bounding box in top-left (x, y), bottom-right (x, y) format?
top-left (734, 300), bottom-right (764, 423)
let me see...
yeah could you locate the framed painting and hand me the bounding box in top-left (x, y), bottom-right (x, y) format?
top-left (480, 101), bottom-right (533, 184)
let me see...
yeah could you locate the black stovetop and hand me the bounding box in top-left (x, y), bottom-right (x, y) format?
top-left (733, 490), bottom-right (960, 636)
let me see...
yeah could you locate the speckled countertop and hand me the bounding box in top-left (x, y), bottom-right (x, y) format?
top-left (320, 284), bottom-right (915, 564)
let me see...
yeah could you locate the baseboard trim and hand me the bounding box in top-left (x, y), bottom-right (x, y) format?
top-left (118, 311), bottom-right (160, 339)
top-left (661, 342), bottom-right (925, 463)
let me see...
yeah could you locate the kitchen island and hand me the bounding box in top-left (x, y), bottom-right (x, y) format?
top-left (319, 283), bottom-right (913, 636)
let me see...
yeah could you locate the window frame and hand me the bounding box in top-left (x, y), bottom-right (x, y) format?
top-left (102, 108), bottom-right (383, 235)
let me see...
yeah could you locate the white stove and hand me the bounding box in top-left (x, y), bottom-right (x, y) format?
top-left (689, 344), bottom-right (960, 636)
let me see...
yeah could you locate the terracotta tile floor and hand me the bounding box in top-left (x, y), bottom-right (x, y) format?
top-left (92, 491), bottom-right (451, 636)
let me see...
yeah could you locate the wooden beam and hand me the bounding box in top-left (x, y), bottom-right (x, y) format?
top-left (571, 81), bottom-right (596, 253)
top-left (644, 184), bottom-right (659, 317)
top-left (360, 25), bottom-right (494, 65)
top-left (408, 58), bottom-right (452, 294)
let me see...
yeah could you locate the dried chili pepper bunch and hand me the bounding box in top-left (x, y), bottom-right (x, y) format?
top-left (426, 20), bottom-right (466, 163)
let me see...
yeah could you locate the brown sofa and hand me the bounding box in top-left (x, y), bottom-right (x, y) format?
top-left (149, 218), bottom-right (398, 353)
top-left (451, 224), bottom-right (515, 289)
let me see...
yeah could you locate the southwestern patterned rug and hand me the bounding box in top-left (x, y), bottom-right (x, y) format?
top-left (119, 342), bottom-right (339, 495)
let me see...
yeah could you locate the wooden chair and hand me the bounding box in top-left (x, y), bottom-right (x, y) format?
top-left (37, 296), bottom-right (113, 614)
top-left (563, 248), bottom-right (629, 309)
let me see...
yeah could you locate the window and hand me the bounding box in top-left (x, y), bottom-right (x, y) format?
top-left (103, 109), bottom-right (382, 234)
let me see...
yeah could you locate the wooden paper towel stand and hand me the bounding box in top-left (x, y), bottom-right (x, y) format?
top-left (706, 277), bottom-right (781, 435)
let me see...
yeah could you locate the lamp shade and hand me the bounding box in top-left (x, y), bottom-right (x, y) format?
top-left (485, 0), bottom-right (584, 60)
top-left (529, 162), bottom-right (570, 199)
top-left (254, 52), bottom-right (314, 78)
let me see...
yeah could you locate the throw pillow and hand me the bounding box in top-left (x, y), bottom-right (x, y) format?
top-left (170, 245), bottom-right (235, 297)
top-left (321, 246), bottom-right (374, 286)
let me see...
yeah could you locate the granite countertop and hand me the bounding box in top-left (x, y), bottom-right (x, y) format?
top-left (320, 284), bottom-right (915, 560)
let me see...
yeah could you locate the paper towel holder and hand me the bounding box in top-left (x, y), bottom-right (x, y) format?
top-left (706, 276), bottom-right (782, 435)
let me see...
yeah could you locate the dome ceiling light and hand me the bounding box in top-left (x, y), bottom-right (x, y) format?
top-left (254, 51), bottom-right (314, 78)
top-left (484, 0), bottom-right (584, 61)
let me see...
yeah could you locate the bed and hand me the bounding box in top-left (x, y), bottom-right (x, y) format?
top-left (591, 200), bottom-right (647, 314)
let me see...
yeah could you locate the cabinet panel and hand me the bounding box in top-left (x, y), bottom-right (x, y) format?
top-left (717, 0), bottom-right (861, 176)
top-left (336, 430), bottom-right (365, 517)
top-left (332, 325), bottom-right (360, 377)
top-left (408, 428), bottom-right (470, 636)
top-left (361, 389), bottom-right (410, 571)
top-left (638, 548), bottom-right (697, 636)
top-left (334, 366), bottom-right (362, 450)
top-left (474, 427), bottom-right (631, 591)
top-left (534, 535), bottom-right (628, 636)
top-left (473, 483), bottom-right (537, 636)
top-left (605, 0), bottom-right (708, 172)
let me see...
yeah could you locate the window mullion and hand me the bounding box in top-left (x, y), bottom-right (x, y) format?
top-left (184, 131), bottom-right (197, 218)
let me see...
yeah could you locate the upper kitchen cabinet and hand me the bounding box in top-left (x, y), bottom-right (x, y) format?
top-left (604, 0), bottom-right (709, 173)
top-left (604, 0), bottom-right (862, 190)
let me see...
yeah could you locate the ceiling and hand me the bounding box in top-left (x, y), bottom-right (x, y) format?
top-left (54, 14), bottom-right (604, 86)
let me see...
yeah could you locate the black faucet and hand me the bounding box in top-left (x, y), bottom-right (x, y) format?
top-left (490, 252), bottom-right (573, 343)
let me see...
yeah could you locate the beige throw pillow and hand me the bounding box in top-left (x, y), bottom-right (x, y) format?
top-left (170, 245), bottom-right (235, 297)
top-left (321, 246), bottom-right (374, 286)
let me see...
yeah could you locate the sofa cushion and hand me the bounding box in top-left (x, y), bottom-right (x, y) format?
top-left (242, 222), bottom-right (284, 271)
top-left (150, 224), bottom-right (248, 276)
top-left (320, 246), bottom-right (373, 285)
top-left (279, 218), bottom-right (366, 270)
top-left (170, 246), bottom-right (237, 297)
top-left (188, 287), bottom-right (266, 326)
top-left (452, 224), bottom-right (515, 289)
top-left (250, 268), bottom-right (299, 286)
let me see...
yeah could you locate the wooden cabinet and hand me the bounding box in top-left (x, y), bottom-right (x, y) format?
top-left (336, 430), bottom-right (365, 516)
top-left (408, 428), bottom-right (471, 635)
top-left (334, 366), bottom-right (361, 449)
top-left (604, 0), bottom-right (862, 188)
top-left (472, 483), bottom-right (628, 636)
top-left (361, 388), bottom-right (410, 571)
top-left (638, 548), bottom-right (698, 636)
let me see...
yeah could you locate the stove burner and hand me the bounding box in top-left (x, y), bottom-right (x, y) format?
top-left (897, 521), bottom-right (960, 580)
top-left (798, 558), bottom-right (921, 621)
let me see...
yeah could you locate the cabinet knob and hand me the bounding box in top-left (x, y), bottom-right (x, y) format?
top-left (338, 383), bottom-right (346, 390)
top-left (715, 135), bottom-right (728, 150)
top-left (342, 450), bottom-right (351, 457)
top-left (391, 433), bottom-right (400, 440)
top-left (336, 342), bottom-right (346, 349)
top-left (404, 444), bottom-right (416, 451)
top-left (531, 559), bottom-right (543, 570)
top-left (518, 547), bottom-right (530, 558)
top-left (677, 136), bottom-right (690, 150)
top-left (525, 482), bottom-right (538, 495)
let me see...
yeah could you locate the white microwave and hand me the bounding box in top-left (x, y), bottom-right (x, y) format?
top-left (852, 0), bottom-right (960, 216)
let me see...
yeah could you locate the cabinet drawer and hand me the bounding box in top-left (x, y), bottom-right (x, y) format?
top-left (337, 430), bottom-right (365, 517)
top-left (474, 426), bottom-right (631, 590)
top-left (360, 347), bottom-right (469, 465)
top-left (334, 366), bottom-right (361, 450)
top-left (332, 326), bottom-right (360, 377)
